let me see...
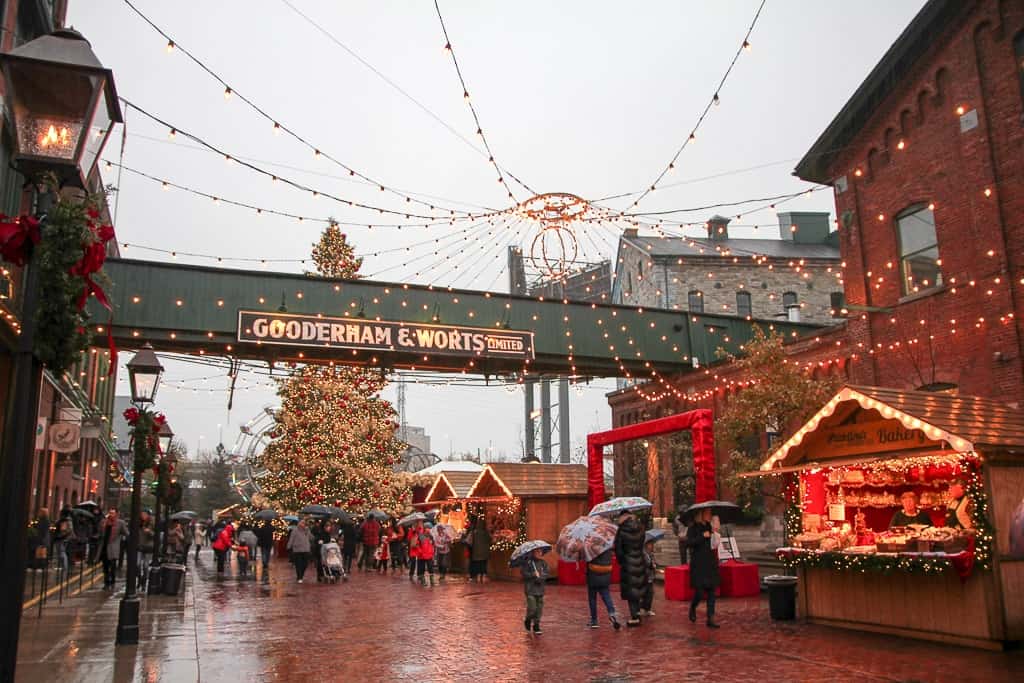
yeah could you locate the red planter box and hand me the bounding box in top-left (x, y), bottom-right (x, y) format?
top-left (719, 560), bottom-right (760, 597)
top-left (557, 555), bottom-right (621, 585)
top-left (664, 564), bottom-right (721, 601)
top-left (275, 537), bottom-right (289, 559)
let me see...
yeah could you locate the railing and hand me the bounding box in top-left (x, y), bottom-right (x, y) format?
top-left (23, 543), bottom-right (102, 615)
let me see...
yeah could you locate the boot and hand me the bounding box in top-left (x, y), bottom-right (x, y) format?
top-left (532, 621), bottom-right (543, 635)
top-left (689, 603), bottom-right (697, 623)
top-left (524, 618), bottom-right (532, 633)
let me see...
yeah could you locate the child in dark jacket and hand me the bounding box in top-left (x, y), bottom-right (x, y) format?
top-left (640, 539), bottom-right (657, 617)
top-left (521, 550), bottom-right (550, 635)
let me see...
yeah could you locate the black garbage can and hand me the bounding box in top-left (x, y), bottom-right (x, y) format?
top-left (764, 575), bottom-right (798, 620)
top-left (161, 563), bottom-right (186, 596)
top-left (146, 565), bottom-right (163, 595)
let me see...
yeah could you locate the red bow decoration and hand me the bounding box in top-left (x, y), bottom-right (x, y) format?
top-left (152, 412), bottom-right (167, 433)
top-left (71, 209), bottom-right (118, 373)
top-left (0, 214), bottom-right (41, 266)
top-left (123, 407), bottom-right (140, 425)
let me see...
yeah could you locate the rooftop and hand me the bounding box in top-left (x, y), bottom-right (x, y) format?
top-left (467, 463), bottom-right (589, 498)
top-left (621, 234), bottom-right (840, 261)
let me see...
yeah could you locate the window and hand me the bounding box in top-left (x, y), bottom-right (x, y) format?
top-left (830, 291), bottom-right (845, 318)
top-left (896, 204), bottom-right (942, 294)
top-left (688, 290), bottom-right (704, 313)
top-left (736, 291), bottom-right (752, 318)
top-left (782, 291), bottom-right (797, 308)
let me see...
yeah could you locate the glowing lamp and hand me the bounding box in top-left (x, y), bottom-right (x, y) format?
top-left (0, 29), bottom-right (122, 187)
top-left (126, 343), bottom-right (163, 404)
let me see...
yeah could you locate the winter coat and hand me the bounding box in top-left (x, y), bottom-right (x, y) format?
top-left (286, 525), bottom-right (312, 554)
top-left (212, 525), bottom-right (235, 552)
top-left (360, 519), bottom-right (381, 546)
top-left (139, 524), bottom-right (155, 554)
top-left (410, 526), bottom-right (434, 560)
top-left (406, 527), bottom-right (420, 560)
top-left (340, 523), bottom-right (357, 553)
top-left (99, 518), bottom-right (127, 560)
top-left (614, 516), bottom-right (647, 601)
top-left (685, 521), bottom-right (720, 589)
top-left (468, 523), bottom-right (491, 562)
top-left (586, 548), bottom-right (614, 589)
top-left (521, 558), bottom-right (549, 596)
top-left (254, 522), bottom-right (275, 549)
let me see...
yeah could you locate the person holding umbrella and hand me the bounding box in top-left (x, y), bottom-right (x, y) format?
top-left (614, 510), bottom-right (647, 627)
top-left (685, 507), bottom-right (721, 628)
top-left (511, 540), bottom-right (551, 635)
top-left (254, 513), bottom-right (277, 576)
top-left (286, 518), bottom-right (313, 583)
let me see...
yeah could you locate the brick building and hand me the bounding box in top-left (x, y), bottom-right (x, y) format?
top-left (612, 212), bottom-right (843, 325)
top-left (0, 0), bottom-right (124, 518)
top-left (607, 0), bottom-right (1024, 511)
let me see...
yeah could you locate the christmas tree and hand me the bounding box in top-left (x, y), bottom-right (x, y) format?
top-left (252, 224), bottom-right (411, 515)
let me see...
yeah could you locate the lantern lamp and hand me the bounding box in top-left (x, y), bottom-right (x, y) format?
top-left (126, 344), bottom-right (163, 405)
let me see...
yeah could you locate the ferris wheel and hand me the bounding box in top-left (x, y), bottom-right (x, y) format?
top-left (228, 406), bottom-right (282, 501)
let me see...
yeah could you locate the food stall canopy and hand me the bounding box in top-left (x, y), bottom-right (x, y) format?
top-left (759, 385), bottom-right (1024, 473)
top-left (467, 463), bottom-right (589, 499)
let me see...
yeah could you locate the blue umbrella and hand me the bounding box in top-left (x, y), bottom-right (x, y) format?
top-left (645, 529), bottom-right (666, 543)
top-left (510, 540), bottom-right (552, 567)
top-left (283, 514), bottom-right (299, 524)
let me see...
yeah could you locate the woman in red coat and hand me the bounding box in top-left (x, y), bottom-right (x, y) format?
top-left (406, 523), bottom-right (419, 581)
top-left (211, 523), bottom-right (235, 574)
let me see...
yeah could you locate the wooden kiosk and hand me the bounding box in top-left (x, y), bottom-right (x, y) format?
top-left (757, 385), bottom-right (1024, 649)
top-left (462, 463), bottom-right (589, 580)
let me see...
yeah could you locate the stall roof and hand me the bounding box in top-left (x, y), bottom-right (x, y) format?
top-left (760, 385), bottom-right (1024, 472)
top-left (422, 470), bottom-right (481, 504)
top-left (414, 460), bottom-right (483, 476)
top-left (467, 463), bottom-right (589, 499)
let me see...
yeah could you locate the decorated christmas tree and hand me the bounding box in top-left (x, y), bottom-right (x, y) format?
top-left (252, 224), bottom-right (411, 514)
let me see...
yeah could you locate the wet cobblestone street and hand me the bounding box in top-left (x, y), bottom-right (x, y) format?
top-left (15, 550), bottom-right (1024, 682)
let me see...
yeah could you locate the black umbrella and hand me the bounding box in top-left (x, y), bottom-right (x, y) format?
top-left (254, 509), bottom-right (279, 521)
top-left (328, 507), bottom-right (353, 524)
top-left (299, 504), bottom-right (333, 517)
top-left (169, 511), bottom-right (198, 521)
top-left (74, 501), bottom-right (99, 511)
top-left (366, 509), bottom-right (388, 521)
top-left (69, 508), bottom-right (95, 520)
top-left (682, 500), bottom-right (741, 525)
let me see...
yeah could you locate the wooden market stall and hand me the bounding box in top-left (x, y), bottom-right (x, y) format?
top-left (756, 385), bottom-right (1024, 649)
top-left (412, 469), bottom-right (485, 574)
top-left (462, 463), bottom-right (589, 580)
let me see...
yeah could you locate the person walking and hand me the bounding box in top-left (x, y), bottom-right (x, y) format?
top-left (98, 508), bottom-right (127, 589)
top-left (193, 522), bottom-right (206, 561)
top-left (614, 510), bottom-right (647, 627)
top-left (236, 524), bottom-right (258, 578)
top-left (410, 520), bottom-right (435, 586)
top-left (406, 521), bottom-right (419, 581)
top-left (138, 516), bottom-right (155, 589)
top-left (312, 520), bottom-right (331, 582)
top-left (672, 505), bottom-right (689, 569)
top-left (167, 521), bottom-right (186, 563)
top-left (54, 508), bottom-right (73, 576)
top-left (287, 518), bottom-right (313, 583)
top-left (431, 524), bottom-right (452, 582)
top-left (254, 519), bottom-right (275, 577)
top-left (31, 508), bottom-right (51, 571)
top-left (358, 515), bottom-right (381, 571)
top-left (467, 516), bottom-right (491, 583)
top-left (340, 521), bottom-right (357, 574)
top-left (586, 548), bottom-right (621, 630)
top-left (520, 549), bottom-right (549, 635)
top-left (640, 537), bottom-right (657, 617)
top-left (387, 522), bottom-right (404, 574)
top-left (685, 508), bottom-right (721, 628)
top-left (211, 521), bottom-right (235, 574)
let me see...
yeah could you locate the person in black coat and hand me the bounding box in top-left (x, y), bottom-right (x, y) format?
top-left (614, 511), bottom-right (647, 626)
top-left (685, 508), bottom-right (721, 628)
top-left (340, 521), bottom-right (357, 574)
top-left (254, 520), bottom-right (275, 575)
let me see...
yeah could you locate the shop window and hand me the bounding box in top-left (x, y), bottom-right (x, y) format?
top-left (687, 290), bottom-right (704, 313)
top-left (736, 291), bottom-right (751, 318)
top-left (896, 204), bottom-right (942, 294)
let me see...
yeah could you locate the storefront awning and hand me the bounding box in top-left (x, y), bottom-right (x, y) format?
top-left (758, 385), bottom-right (1024, 473)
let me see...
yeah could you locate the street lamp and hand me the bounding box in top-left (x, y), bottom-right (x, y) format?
top-left (157, 421), bottom-right (174, 455)
top-left (126, 343), bottom-right (163, 405)
top-left (116, 348), bottom-right (164, 644)
top-left (0, 29), bottom-right (121, 680)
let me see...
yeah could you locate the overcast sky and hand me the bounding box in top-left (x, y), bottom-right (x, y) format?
top-left (69, 0), bottom-right (926, 463)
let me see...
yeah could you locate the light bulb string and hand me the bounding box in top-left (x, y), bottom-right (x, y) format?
top-left (121, 98), bottom-right (511, 222)
top-left (122, 0), bottom-right (487, 218)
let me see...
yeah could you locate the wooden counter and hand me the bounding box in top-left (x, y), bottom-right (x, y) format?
top-left (798, 567), bottom-right (1005, 649)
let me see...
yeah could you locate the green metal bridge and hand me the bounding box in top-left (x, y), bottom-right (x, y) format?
top-left (92, 259), bottom-right (823, 378)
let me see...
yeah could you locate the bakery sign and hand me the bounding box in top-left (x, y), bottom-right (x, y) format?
top-left (237, 310), bottom-right (535, 360)
top-left (814, 419), bottom-right (939, 459)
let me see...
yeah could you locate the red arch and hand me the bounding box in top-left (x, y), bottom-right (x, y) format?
top-left (586, 409), bottom-right (715, 508)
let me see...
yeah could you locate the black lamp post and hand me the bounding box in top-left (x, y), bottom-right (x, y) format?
top-left (116, 345), bottom-right (163, 645)
top-left (151, 421), bottom-right (174, 566)
top-left (0, 29), bottom-right (121, 679)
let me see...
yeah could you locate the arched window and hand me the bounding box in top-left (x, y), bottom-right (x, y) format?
top-left (736, 291), bottom-right (752, 318)
top-left (896, 204), bottom-right (941, 294)
top-left (687, 290), bottom-right (704, 313)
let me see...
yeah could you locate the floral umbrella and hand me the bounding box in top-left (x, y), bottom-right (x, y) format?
top-left (398, 512), bottom-right (427, 527)
top-left (556, 515), bottom-right (618, 562)
top-left (431, 523), bottom-right (456, 543)
top-left (588, 496), bottom-right (653, 517)
top-left (510, 540), bottom-right (552, 567)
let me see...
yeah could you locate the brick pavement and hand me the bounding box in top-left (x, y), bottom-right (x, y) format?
top-left (16, 549), bottom-right (1024, 682)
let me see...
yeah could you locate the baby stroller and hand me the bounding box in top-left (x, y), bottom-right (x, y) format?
top-left (321, 541), bottom-right (347, 583)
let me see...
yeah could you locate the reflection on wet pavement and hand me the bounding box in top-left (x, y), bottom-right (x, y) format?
top-left (16, 549), bottom-right (1024, 682)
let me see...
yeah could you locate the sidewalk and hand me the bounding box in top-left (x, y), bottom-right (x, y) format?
top-left (16, 549), bottom-right (1024, 682)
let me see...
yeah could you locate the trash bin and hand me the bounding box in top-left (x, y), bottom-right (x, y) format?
top-left (161, 563), bottom-right (186, 596)
top-left (764, 575), bottom-right (798, 620)
top-left (146, 565), bottom-right (163, 595)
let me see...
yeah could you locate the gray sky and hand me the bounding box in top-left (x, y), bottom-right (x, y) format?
top-left (69, 0), bottom-right (926, 462)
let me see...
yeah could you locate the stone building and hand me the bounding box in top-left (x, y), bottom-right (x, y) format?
top-left (611, 213), bottom-right (844, 326)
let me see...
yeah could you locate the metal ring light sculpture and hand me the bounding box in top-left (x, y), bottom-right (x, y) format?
top-left (518, 192), bottom-right (590, 281)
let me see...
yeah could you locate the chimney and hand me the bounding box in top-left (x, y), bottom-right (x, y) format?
top-left (706, 214), bottom-right (730, 240)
